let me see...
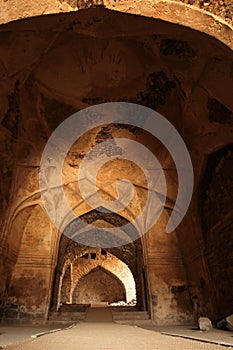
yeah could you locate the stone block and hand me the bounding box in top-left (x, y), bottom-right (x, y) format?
top-left (217, 314), bottom-right (233, 331)
top-left (226, 314), bottom-right (233, 331)
top-left (198, 317), bottom-right (213, 331)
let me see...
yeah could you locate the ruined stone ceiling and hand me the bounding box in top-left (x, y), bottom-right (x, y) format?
top-left (0, 8), bottom-right (233, 223)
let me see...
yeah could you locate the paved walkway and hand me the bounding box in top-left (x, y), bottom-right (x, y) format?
top-left (1, 322), bottom-right (233, 350)
top-left (1, 307), bottom-right (233, 350)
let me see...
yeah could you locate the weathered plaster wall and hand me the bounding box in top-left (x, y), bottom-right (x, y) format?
top-left (3, 205), bottom-right (55, 322)
top-left (146, 215), bottom-right (194, 325)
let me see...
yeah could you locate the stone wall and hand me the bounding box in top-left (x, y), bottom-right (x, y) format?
top-left (201, 145), bottom-right (233, 321)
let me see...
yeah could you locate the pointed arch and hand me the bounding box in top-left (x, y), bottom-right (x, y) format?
top-left (72, 265), bottom-right (126, 304)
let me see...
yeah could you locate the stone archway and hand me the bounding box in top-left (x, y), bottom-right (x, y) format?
top-left (51, 209), bottom-right (146, 312)
top-left (72, 266), bottom-right (126, 304)
top-left (70, 251), bottom-right (136, 305)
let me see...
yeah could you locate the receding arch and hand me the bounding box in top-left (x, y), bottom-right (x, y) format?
top-left (51, 209), bottom-right (146, 311)
top-left (72, 265), bottom-right (126, 304)
top-left (70, 253), bottom-right (136, 304)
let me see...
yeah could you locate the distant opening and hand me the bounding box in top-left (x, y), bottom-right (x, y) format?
top-left (73, 266), bottom-right (126, 304)
top-left (54, 243), bottom-right (137, 310)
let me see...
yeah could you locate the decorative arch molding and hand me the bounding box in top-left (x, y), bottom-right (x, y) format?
top-left (56, 208), bottom-right (143, 274)
top-left (0, 1), bottom-right (232, 50)
top-left (4, 203), bottom-right (45, 265)
top-left (60, 195), bottom-right (138, 233)
top-left (63, 207), bottom-right (141, 248)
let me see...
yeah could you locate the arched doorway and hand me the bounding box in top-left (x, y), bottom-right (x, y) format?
top-left (51, 209), bottom-right (147, 313)
top-left (72, 266), bottom-right (126, 304)
top-left (54, 243), bottom-right (138, 309)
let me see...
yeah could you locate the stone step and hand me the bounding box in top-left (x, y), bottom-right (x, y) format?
top-left (59, 304), bottom-right (90, 313)
top-left (114, 319), bottom-right (154, 326)
top-left (50, 311), bottom-right (86, 318)
top-left (48, 309), bottom-right (151, 325)
top-left (112, 311), bottom-right (150, 321)
top-left (47, 319), bottom-right (76, 326)
top-left (48, 311), bottom-right (86, 322)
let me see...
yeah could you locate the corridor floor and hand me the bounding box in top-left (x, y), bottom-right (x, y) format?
top-left (2, 306), bottom-right (233, 350)
top-left (2, 323), bottom-right (232, 350)
top-left (3, 305), bottom-right (233, 350)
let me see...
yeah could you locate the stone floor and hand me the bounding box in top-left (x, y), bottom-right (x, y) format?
top-left (1, 322), bottom-right (233, 350)
top-left (1, 307), bottom-right (233, 350)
